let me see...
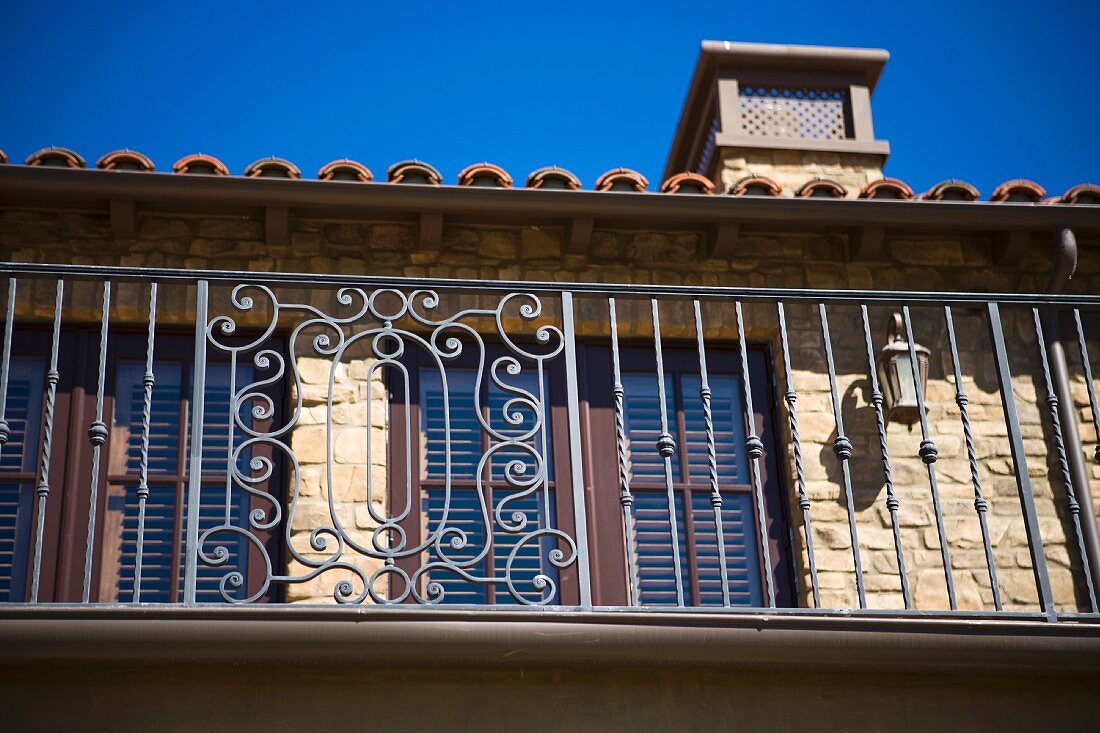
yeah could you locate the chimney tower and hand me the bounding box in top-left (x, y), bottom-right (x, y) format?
top-left (664, 41), bottom-right (891, 197)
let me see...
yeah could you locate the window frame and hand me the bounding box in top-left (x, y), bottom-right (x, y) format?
top-left (0, 327), bottom-right (283, 604)
top-left (580, 339), bottom-right (797, 608)
top-left (387, 341), bottom-right (581, 606)
top-left (387, 336), bottom-right (795, 608)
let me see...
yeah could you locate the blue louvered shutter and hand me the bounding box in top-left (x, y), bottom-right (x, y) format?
top-left (625, 370), bottom-right (763, 607)
top-left (185, 364), bottom-right (253, 603)
top-left (419, 366), bottom-right (557, 604)
top-left (105, 361), bottom-right (252, 603)
top-left (621, 373), bottom-right (678, 482)
top-left (0, 358), bottom-right (44, 602)
top-left (421, 487), bottom-right (556, 605)
top-left (681, 374), bottom-right (748, 484)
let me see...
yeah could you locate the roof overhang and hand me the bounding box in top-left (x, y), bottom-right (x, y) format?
top-left (0, 165), bottom-right (1095, 234)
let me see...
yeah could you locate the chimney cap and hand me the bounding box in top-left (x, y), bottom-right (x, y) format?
top-left (698, 41), bottom-right (889, 90)
top-left (665, 41), bottom-right (891, 184)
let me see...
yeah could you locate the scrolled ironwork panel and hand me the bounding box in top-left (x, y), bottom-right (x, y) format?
top-left (195, 283), bottom-right (578, 605)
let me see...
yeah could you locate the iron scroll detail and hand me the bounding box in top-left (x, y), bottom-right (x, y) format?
top-left (196, 284), bottom-right (575, 605)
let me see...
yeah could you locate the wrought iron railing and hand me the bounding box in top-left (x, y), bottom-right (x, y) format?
top-left (0, 262), bottom-right (1098, 622)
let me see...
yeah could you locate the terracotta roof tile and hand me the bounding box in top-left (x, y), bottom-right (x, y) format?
top-left (317, 159), bottom-right (374, 182)
top-left (859, 177), bottom-right (913, 200)
top-left (25, 146), bottom-right (85, 168)
top-left (795, 178), bottom-right (847, 198)
top-left (990, 179), bottom-right (1045, 203)
top-left (594, 168), bottom-right (648, 192)
top-left (387, 159), bottom-right (442, 185)
top-left (922, 179), bottom-right (979, 201)
top-left (172, 153), bottom-right (229, 176)
top-left (457, 162), bottom-right (512, 188)
top-left (1057, 183), bottom-right (1100, 205)
top-left (244, 157), bottom-right (301, 179)
top-left (4, 142), bottom-right (1086, 209)
top-left (96, 149), bottom-right (155, 172)
top-left (525, 166), bottom-right (581, 190)
top-left (728, 174), bottom-right (782, 197)
top-left (659, 172), bottom-right (715, 194)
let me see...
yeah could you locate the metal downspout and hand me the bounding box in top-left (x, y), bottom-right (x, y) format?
top-left (1042, 225), bottom-right (1100, 596)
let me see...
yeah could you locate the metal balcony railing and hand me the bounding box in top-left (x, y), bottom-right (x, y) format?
top-left (0, 262), bottom-right (1098, 623)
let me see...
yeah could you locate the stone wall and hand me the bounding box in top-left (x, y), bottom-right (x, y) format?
top-left (1, 207), bottom-right (1098, 611)
top-left (718, 149), bottom-right (885, 197)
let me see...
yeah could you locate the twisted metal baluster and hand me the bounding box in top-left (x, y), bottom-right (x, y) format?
top-left (608, 298), bottom-right (639, 606)
top-left (944, 306), bottom-right (1001, 610)
top-left (1074, 309), bottom-right (1100, 469)
top-left (693, 300), bottom-right (731, 607)
top-left (650, 298), bottom-right (685, 606)
top-left (736, 301), bottom-right (776, 607)
top-left (901, 306), bottom-right (956, 609)
top-left (818, 304), bottom-right (865, 609)
top-left (133, 282), bottom-right (158, 603)
top-left (83, 281), bottom-right (111, 603)
top-left (30, 279), bottom-right (63, 603)
top-left (776, 303), bottom-right (819, 607)
top-left (1033, 308), bottom-right (1098, 612)
top-left (0, 278), bottom-right (16, 456)
top-left (859, 305), bottom-right (911, 608)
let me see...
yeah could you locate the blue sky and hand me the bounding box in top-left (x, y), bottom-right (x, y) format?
top-left (1, 1), bottom-right (1097, 197)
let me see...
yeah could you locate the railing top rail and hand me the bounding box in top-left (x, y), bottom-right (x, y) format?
top-left (2, 261), bottom-right (1100, 307)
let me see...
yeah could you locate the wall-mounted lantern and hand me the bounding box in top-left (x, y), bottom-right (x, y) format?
top-left (875, 313), bottom-right (930, 425)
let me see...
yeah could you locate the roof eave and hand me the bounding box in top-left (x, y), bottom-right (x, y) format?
top-left (0, 165), bottom-right (1096, 235)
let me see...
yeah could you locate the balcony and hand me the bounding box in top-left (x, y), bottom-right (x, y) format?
top-left (2, 260), bottom-right (1100, 728)
top-left (0, 260), bottom-right (1095, 621)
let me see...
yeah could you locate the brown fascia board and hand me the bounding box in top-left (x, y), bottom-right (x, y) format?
top-left (2, 606), bottom-right (1100, 676)
top-left (0, 165), bottom-right (1097, 236)
top-left (663, 41), bottom-right (889, 180)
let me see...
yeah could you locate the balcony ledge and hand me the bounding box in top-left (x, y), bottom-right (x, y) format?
top-left (2, 605), bottom-right (1099, 676)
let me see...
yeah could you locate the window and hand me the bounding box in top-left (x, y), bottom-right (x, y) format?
top-left (619, 369), bottom-right (762, 605)
top-left (0, 357), bottom-right (44, 601)
top-left (0, 331), bottom-right (279, 603)
top-left (584, 344), bottom-right (795, 607)
top-left (389, 340), bottom-right (794, 607)
top-left (388, 345), bottom-right (581, 605)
